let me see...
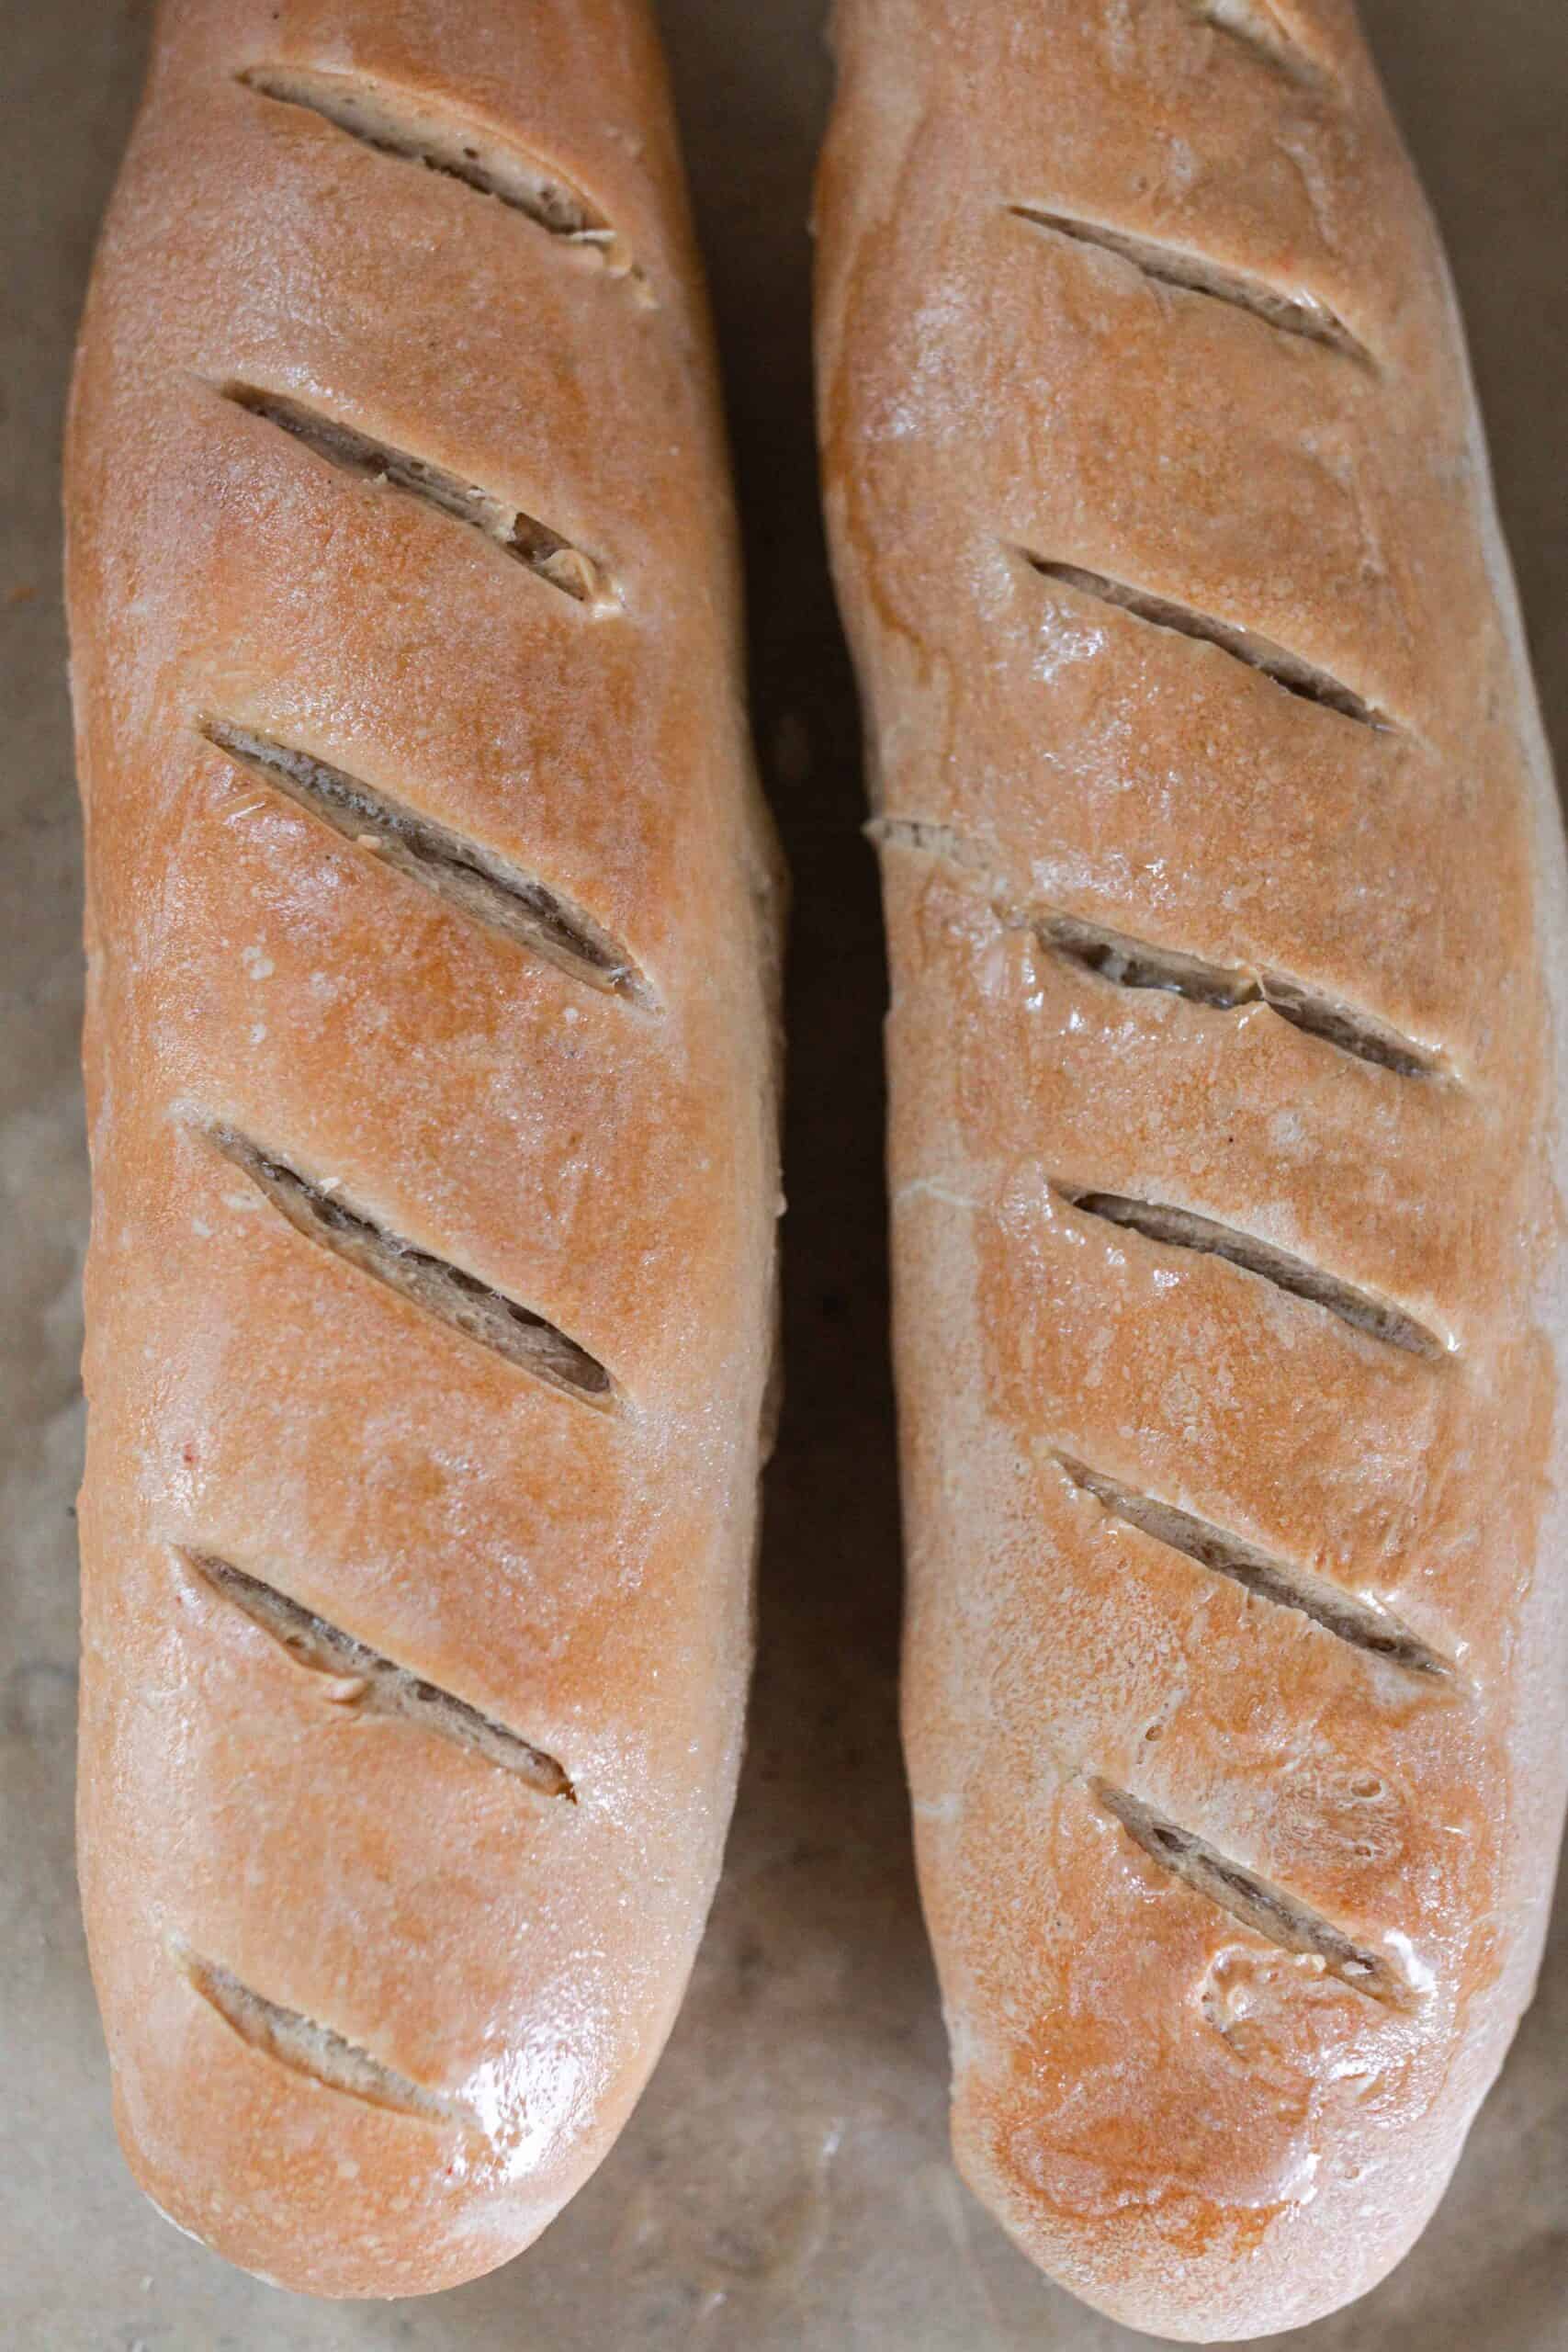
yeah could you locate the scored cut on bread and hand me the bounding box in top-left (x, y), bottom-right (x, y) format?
top-left (65, 0), bottom-right (781, 2298)
top-left (817, 0), bottom-right (1568, 2337)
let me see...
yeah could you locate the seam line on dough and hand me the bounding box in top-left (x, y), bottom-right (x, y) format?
top-left (895, 1175), bottom-right (983, 1213)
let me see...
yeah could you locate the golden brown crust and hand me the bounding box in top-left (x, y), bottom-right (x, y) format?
top-left (66, 0), bottom-right (780, 2299)
top-left (817, 0), bottom-right (1568, 2336)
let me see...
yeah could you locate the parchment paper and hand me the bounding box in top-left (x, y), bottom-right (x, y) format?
top-left (2, 3), bottom-right (1563, 2344)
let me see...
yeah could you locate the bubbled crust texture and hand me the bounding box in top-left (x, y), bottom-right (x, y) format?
top-left (818, 0), bottom-right (1568, 2339)
top-left (66, 0), bottom-right (779, 2300)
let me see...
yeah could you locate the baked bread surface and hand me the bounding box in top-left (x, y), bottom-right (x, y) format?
top-left (66, 0), bottom-right (779, 2297)
top-left (817, 0), bottom-right (1568, 2335)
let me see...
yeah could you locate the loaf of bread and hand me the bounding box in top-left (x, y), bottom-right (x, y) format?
top-left (65, 0), bottom-right (779, 2298)
top-left (818, 1), bottom-right (1568, 2335)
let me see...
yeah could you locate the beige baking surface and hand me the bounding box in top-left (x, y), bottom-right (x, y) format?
top-left (2, 2), bottom-right (1563, 2345)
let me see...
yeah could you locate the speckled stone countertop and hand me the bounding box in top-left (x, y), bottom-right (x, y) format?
top-left (2, 4), bottom-right (1564, 2346)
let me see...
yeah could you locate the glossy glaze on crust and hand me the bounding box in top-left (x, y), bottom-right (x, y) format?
top-left (817, 0), bottom-right (1568, 2338)
top-left (65, 0), bottom-right (781, 2300)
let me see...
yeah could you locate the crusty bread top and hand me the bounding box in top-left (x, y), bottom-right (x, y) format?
top-left (818, 0), bottom-right (1568, 2336)
top-left (67, 0), bottom-right (778, 2297)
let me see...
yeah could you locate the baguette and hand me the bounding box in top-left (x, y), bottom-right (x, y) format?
top-left (817, 1), bottom-right (1568, 2335)
top-left (65, 0), bottom-right (780, 2298)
